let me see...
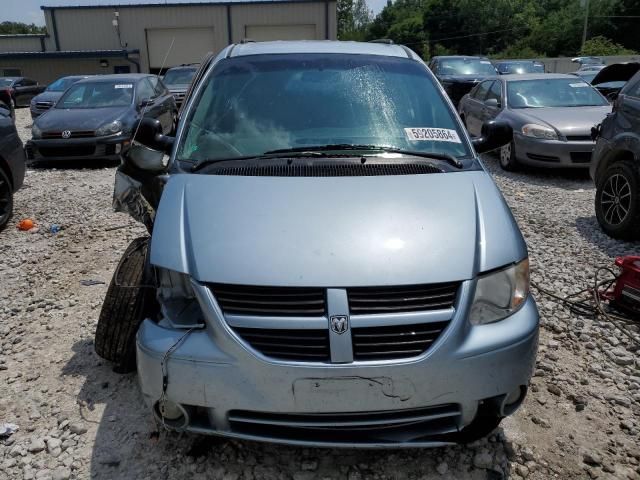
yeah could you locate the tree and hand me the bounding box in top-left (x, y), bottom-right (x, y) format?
top-left (337, 0), bottom-right (372, 40)
top-left (0, 22), bottom-right (46, 35)
top-left (581, 35), bottom-right (637, 55)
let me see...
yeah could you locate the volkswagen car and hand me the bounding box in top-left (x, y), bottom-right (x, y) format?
top-left (26, 74), bottom-right (176, 163)
top-left (95, 41), bottom-right (539, 448)
top-left (458, 74), bottom-right (611, 170)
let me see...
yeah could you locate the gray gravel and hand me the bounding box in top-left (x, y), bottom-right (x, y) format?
top-left (1, 108), bottom-right (639, 479)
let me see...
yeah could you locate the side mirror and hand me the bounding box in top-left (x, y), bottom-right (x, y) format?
top-left (606, 91), bottom-right (618, 103)
top-left (125, 143), bottom-right (169, 172)
top-left (484, 98), bottom-right (500, 109)
top-left (472, 120), bottom-right (512, 154)
top-left (132, 117), bottom-right (174, 154)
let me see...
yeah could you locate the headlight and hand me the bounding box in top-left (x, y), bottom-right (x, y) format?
top-left (469, 258), bottom-right (530, 325)
top-left (31, 123), bottom-right (42, 139)
top-left (521, 124), bottom-right (558, 140)
top-left (95, 120), bottom-right (123, 137)
top-left (156, 268), bottom-right (205, 329)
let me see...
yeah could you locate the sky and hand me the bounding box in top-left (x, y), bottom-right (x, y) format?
top-left (1, 0), bottom-right (388, 26)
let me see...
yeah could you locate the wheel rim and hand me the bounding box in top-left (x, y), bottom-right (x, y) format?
top-left (0, 175), bottom-right (11, 225)
top-left (601, 173), bottom-right (632, 226)
top-left (500, 144), bottom-right (511, 167)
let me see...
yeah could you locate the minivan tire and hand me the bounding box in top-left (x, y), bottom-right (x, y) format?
top-left (94, 237), bottom-right (156, 373)
top-left (595, 160), bottom-right (640, 240)
top-left (499, 141), bottom-right (519, 171)
top-left (0, 168), bottom-right (13, 231)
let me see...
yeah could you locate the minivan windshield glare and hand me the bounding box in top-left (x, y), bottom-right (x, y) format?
top-left (178, 54), bottom-right (471, 164)
top-left (56, 81), bottom-right (134, 109)
top-left (47, 77), bottom-right (81, 92)
top-left (438, 59), bottom-right (497, 76)
top-left (507, 78), bottom-right (609, 108)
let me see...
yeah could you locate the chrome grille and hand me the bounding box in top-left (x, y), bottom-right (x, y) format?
top-left (210, 284), bottom-right (326, 316)
top-left (352, 321), bottom-right (450, 360)
top-left (233, 327), bottom-right (330, 361)
top-left (228, 404), bottom-right (461, 444)
top-left (347, 283), bottom-right (459, 314)
top-left (42, 130), bottom-right (95, 139)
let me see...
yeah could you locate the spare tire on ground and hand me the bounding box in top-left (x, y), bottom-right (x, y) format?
top-left (94, 236), bottom-right (157, 373)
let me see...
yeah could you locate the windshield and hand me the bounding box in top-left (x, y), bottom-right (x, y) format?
top-left (56, 81), bottom-right (134, 109)
top-left (574, 71), bottom-right (597, 83)
top-left (497, 62), bottom-right (537, 74)
top-left (47, 77), bottom-right (81, 92)
top-left (0, 78), bottom-right (15, 87)
top-left (178, 54), bottom-right (470, 163)
top-left (438, 59), bottom-right (496, 76)
top-left (163, 68), bottom-right (196, 85)
top-left (507, 78), bottom-right (608, 108)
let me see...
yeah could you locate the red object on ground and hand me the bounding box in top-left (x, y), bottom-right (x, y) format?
top-left (603, 256), bottom-right (640, 315)
top-left (17, 219), bottom-right (35, 231)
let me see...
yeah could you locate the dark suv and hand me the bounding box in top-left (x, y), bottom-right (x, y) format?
top-left (591, 70), bottom-right (640, 239)
top-left (428, 56), bottom-right (498, 107)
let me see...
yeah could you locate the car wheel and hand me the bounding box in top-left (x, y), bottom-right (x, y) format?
top-left (595, 160), bottom-right (640, 240)
top-left (94, 237), bottom-right (157, 373)
top-left (0, 168), bottom-right (13, 231)
top-left (499, 141), bottom-right (519, 171)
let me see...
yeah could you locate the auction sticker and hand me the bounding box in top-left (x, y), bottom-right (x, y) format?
top-left (404, 127), bottom-right (462, 143)
top-left (115, 84), bottom-right (133, 89)
top-left (569, 83), bottom-right (589, 88)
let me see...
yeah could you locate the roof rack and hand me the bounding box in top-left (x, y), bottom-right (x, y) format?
top-left (369, 39), bottom-right (394, 45)
top-left (240, 38), bottom-right (256, 44)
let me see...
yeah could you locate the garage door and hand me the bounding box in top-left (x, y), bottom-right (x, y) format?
top-left (146, 27), bottom-right (215, 69)
top-left (245, 24), bottom-right (316, 41)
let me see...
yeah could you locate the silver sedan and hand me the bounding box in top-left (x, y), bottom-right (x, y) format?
top-left (458, 73), bottom-right (611, 170)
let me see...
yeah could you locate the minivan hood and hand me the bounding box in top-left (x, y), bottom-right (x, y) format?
top-left (150, 171), bottom-right (527, 286)
top-left (518, 106), bottom-right (611, 136)
top-left (35, 106), bottom-right (130, 132)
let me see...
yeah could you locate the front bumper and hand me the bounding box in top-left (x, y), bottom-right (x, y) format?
top-left (513, 133), bottom-right (595, 168)
top-left (136, 280), bottom-right (539, 448)
top-left (26, 134), bottom-right (130, 162)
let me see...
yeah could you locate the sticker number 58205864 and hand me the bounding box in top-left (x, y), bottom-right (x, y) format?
top-left (404, 127), bottom-right (462, 143)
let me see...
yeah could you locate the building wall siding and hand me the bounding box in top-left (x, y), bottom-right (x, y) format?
top-left (0, 37), bottom-right (44, 53)
top-left (0, 57), bottom-right (132, 84)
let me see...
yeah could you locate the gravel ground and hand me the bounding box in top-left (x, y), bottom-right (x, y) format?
top-left (1, 108), bottom-right (639, 480)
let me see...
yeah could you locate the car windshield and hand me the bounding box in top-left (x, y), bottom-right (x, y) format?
top-left (498, 62), bottom-right (537, 74)
top-left (575, 72), bottom-right (597, 83)
top-left (163, 68), bottom-right (196, 85)
top-left (47, 77), bottom-right (81, 92)
top-left (0, 78), bottom-right (15, 87)
top-left (507, 78), bottom-right (608, 108)
top-left (56, 81), bottom-right (134, 109)
top-left (178, 54), bottom-right (471, 164)
top-left (438, 59), bottom-right (496, 76)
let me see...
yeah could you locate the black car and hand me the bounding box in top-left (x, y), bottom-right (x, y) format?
top-left (494, 60), bottom-right (544, 75)
top-left (162, 65), bottom-right (198, 108)
top-left (591, 63), bottom-right (640, 101)
top-left (428, 56), bottom-right (498, 107)
top-left (591, 69), bottom-right (640, 239)
top-left (0, 107), bottom-right (26, 230)
top-left (27, 74), bottom-right (177, 163)
top-left (0, 77), bottom-right (46, 108)
top-left (30, 75), bottom-right (90, 119)
top-left (0, 89), bottom-right (14, 119)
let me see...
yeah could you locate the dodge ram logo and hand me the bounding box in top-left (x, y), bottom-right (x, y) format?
top-left (330, 315), bottom-right (349, 334)
top-left (61, 130), bottom-right (72, 139)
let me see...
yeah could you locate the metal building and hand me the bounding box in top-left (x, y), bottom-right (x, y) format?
top-left (0, 0), bottom-right (337, 83)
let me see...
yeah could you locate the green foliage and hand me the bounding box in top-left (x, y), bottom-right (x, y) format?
top-left (581, 35), bottom-right (637, 56)
top-left (337, 0), bottom-right (373, 40)
top-left (0, 21), bottom-right (46, 35)
top-left (361, 0), bottom-right (637, 58)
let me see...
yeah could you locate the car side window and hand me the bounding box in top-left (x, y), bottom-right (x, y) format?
top-left (473, 81), bottom-right (492, 100)
top-left (155, 78), bottom-right (169, 96)
top-left (14, 79), bottom-right (24, 87)
top-left (148, 77), bottom-right (163, 98)
top-left (486, 81), bottom-right (502, 105)
top-left (24, 78), bottom-right (37, 86)
top-left (626, 78), bottom-right (640, 99)
top-left (137, 79), bottom-right (155, 101)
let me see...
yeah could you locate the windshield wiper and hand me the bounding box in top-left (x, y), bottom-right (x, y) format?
top-left (192, 144), bottom-right (463, 171)
top-left (264, 144), bottom-right (463, 168)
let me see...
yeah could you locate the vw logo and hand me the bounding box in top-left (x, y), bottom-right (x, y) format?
top-left (61, 130), bottom-right (72, 139)
top-left (330, 315), bottom-right (349, 335)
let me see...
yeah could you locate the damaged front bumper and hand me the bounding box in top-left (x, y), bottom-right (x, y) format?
top-left (136, 280), bottom-right (539, 448)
